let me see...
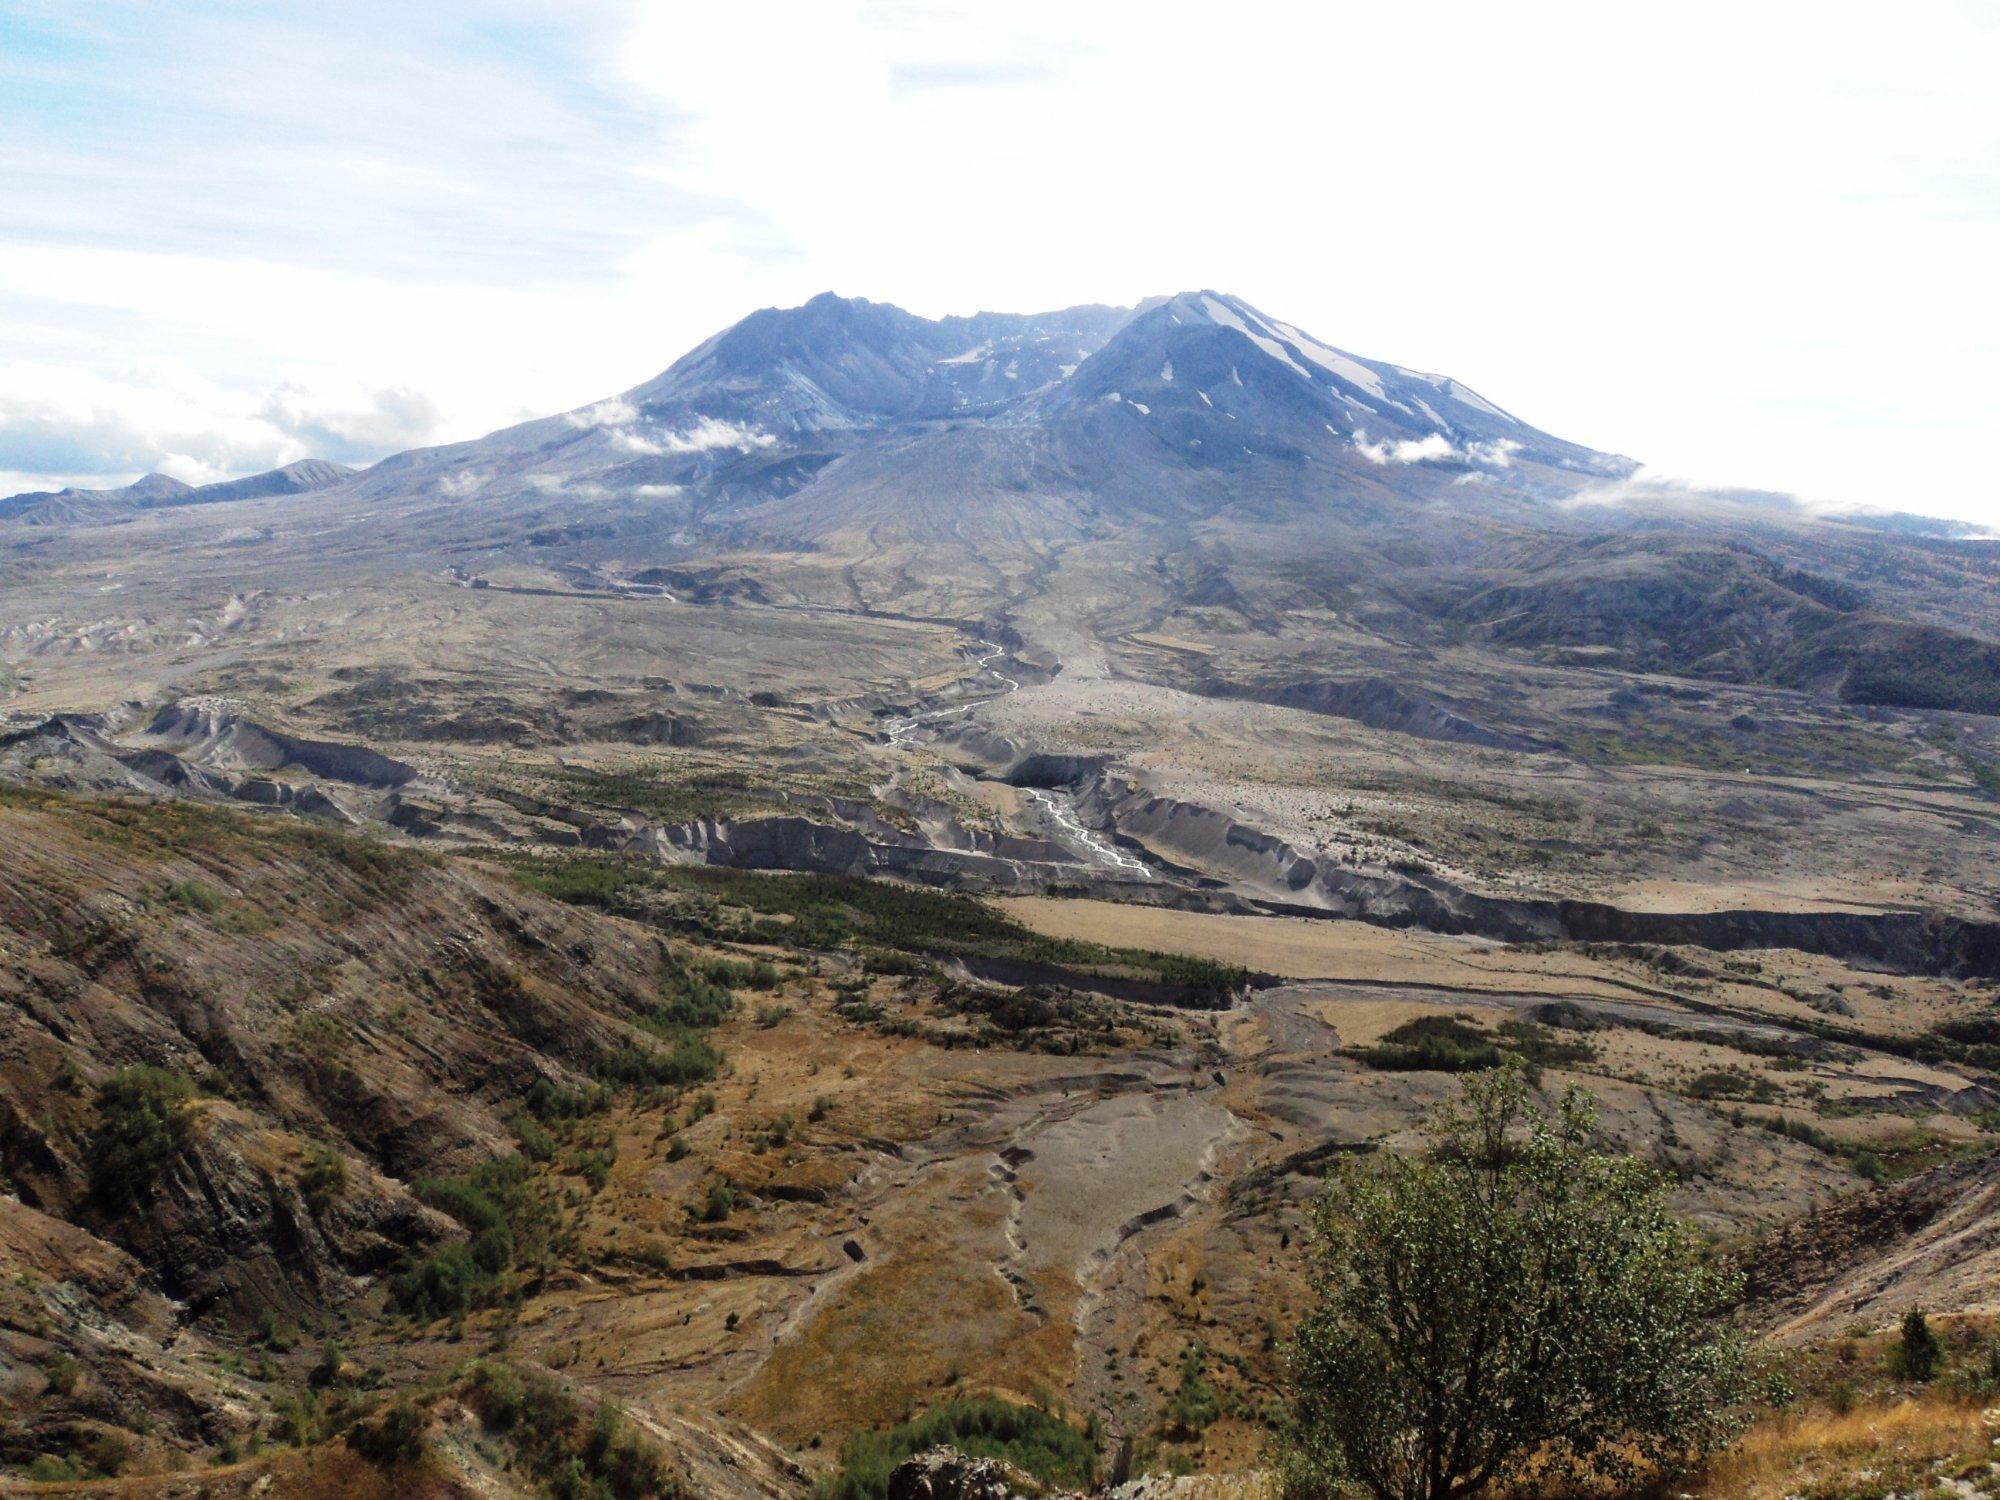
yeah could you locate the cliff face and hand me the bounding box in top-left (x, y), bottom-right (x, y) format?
top-left (0, 784), bottom-right (682, 1470)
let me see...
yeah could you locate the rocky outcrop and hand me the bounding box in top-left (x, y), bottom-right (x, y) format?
top-left (626, 814), bottom-right (1075, 891)
top-left (137, 701), bottom-right (418, 788)
top-left (887, 1447), bottom-right (1060, 1500)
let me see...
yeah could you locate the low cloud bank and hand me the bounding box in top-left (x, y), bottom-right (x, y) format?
top-left (0, 360), bottom-right (440, 493)
top-left (1352, 428), bottom-right (1522, 468)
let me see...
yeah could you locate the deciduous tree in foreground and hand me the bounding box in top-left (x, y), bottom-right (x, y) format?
top-left (1277, 1064), bottom-right (1752, 1500)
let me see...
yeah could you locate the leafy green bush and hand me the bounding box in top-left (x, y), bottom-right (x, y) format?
top-left (392, 1157), bottom-right (562, 1319)
top-left (701, 957), bottom-right (781, 990)
top-left (645, 989), bottom-right (734, 1032)
top-left (1161, 1345), bottom-right (1221, 1439)
top-left (1279, 1065), bottom-right (1751, 1500)
top-left (817, 1398), bottom-right (1097, 1500)
top-left (88, 1065), bottom-right (198, 1203)
top-left (42, 1353), bottom-right (83, 1397)
top-left (1753, 1113), bottom-right (1887, 1181)
top-left (158, 877), bottom-right (224, 913)
top-left (511, 1113), bottom-right (558, 1162)
top-left (1685, 1067), bottom-right (1779, 1103)
top-left (299, 1148), bottom-right (348, 1211)
top-left (389, 1242), bottom-right (486, 1320)
top-left (699, 1178), bottom-right (737, 1223)
top-left (510, 856), bottom-right (658, 910)
top-left (527, 1077), bottom-right (608, 1122)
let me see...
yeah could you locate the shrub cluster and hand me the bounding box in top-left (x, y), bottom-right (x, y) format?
top-left (462, 1361), bottom-right (678, 1498)
top-left (87, 1065), bottom-right (198, 1204)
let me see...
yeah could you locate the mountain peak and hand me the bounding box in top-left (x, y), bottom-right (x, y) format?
top-left (125, 472), bottom-right (196, 497)
top-left (628, 294), bottom-right (1131, 433)
top-left (1052, 291), bottom-right (1621, 475)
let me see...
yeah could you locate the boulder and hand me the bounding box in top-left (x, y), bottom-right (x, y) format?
top-left (886, 1446), bottom-right (1062, 1500)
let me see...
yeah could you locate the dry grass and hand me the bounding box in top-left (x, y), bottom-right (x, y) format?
top-left (1150, 1397), bottom-right (2000, 1500)
top-left (3, 1446), bottom-right (476, 1498)
top-left (1689, 1394), bottom-right (2000, 1499)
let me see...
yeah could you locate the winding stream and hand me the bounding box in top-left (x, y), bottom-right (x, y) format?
top-left (882, 640), bottom-right (1018, 746)
top-left (1022, 787), bottom-right (1152, 879)
top-left (883, 639), bottom-right (1153, 880)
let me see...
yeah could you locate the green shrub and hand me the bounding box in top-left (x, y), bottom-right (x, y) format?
top-left (42, 1353), bottom-right (84, 1398)
top-left (1685, 1067), bottom-right (1779, 1103)
top-left (159, 877), bottom-right (225, 913)
top-left (647, 961), bottom-right (735, 1031)
top-left (391, 1155), bottom-right (565, 1319)
top-left (527, 1077), bottom-right (608, 1122)
top-left (595, 1037), bottom-right (722, 1090)
top-left (76, 1428), bottom-right (131, 1477)
top-left (701, 957), bottom-right (781, 991)
top-left (389, 1242), bottom-right (485, 1320)
top-left (299, 1148), bottom-right (347, 1211)
top-left (348, 1398), bottom-right (430, 1467)
top-left (1892, 1309), bottom-right (1945, 1381)
top-left (1161, 1346), bottom-right (1221, 1439)
top-left (88, 1065), bottom-right (198, 1203)
top-left (309, 1340), bottom-right (348, 1389)
top-left (700, 1178), bottom-right (737, 1223)
top-left (463, 1363), bottom-right (676, 1497)
top-left (511, 1113), bottom-right (558, 1162)
top-left (1350, 1017), bottom-right (1502, 1073)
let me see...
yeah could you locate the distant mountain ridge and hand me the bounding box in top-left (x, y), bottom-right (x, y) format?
top-left (1, 292), bottom-right (1628, 531)
top-left (0, 458), bottom-right (355, 525)
top-left (9, 289), bottom-right (1997, 716)
top-left (332, 288), bottom-right (1633, 532)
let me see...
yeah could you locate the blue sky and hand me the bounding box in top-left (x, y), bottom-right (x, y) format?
top-left (2, 0), bottom-right (1996, 521)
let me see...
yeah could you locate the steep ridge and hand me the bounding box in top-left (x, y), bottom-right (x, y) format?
top-left (0, 783), bottom-right (701, 1467)
top-left (1737, 1152), bottom-right (2000, 1337)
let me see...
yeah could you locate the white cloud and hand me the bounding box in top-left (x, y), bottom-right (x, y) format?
top-left (565, 397), bottom-right (639, 430)
top-left (0, 358), bottom-right (440, 487)
top-left (437, 470), bottom-right (488, 499)
top-left (1465, 438), bottom-right (1521, 469)
top-left (610, 417), bottom-right (775, 457)
top-left (1355, 430), bottom-right (1453, 465)
top-left (610, 429), bottom-right (664, 455)
top-left (1352, 429), bottom-right (1521, 468)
